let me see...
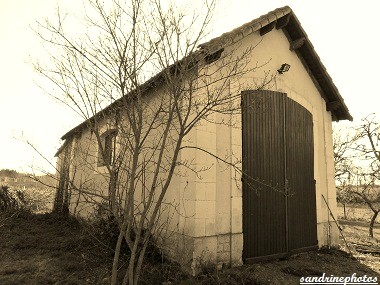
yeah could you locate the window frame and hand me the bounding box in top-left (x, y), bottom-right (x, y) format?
top-left (97, 129), bottom-right (117, 167)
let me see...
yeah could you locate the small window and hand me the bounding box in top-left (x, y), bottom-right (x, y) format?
top-left (98, 130), bottom-right (117, 167)
top-left (205, 48), bottom-right (224, 65)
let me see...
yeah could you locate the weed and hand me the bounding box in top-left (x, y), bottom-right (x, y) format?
top-left (1, 212), bottom-right (379, 285)
top-left (281, 266), bottom-right (323, 277)
top-left (1, 268), bottom-right (18, 275)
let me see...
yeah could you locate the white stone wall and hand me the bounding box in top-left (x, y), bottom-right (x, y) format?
top-left (60, 25), bottom-right (340, 273)
top-left (184, 27), bottom-right (340, 270)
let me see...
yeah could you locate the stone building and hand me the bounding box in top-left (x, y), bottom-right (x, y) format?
top-left (55, 6), bottom-right (351, 273)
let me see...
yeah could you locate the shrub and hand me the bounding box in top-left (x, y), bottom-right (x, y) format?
top-left (0, 185), bottom-right (28, 212)
top-left (0, 184), bottom-right (55, 214)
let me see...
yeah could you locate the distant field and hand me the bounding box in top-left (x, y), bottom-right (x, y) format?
top-left (337, 204), bottom-right (378, 223)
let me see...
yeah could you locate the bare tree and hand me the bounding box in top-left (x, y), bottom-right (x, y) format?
top-left (353, 115), bottom-right (380, 238)
top-left (333, 127), bottom-right (358, 219)
top-left (34, 0), bottom-right (274, 283)
top-left (333, 116), bottom-right (380, 238)
top-left (333, 127), bottom-right (356, 183)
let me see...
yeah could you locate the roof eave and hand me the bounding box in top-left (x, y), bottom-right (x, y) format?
top-left (282, 12), bottom-right (352, 121)
top-left (198, 6), bottom-right (352, 121)
top-left (60, 5), bottom-right (352, 142)
top-left (54, 140), bottom-right (68, 157)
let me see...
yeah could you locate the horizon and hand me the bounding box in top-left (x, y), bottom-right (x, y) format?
top-left (1, 0), bottom-right (380, 173)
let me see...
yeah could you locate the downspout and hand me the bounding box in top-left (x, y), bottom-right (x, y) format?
top-left (321, 101), bottom-right (331, 247)
top-left (229, 78), bottom-right (233, 267)
top-left (283, 95), bottom-right (289, 253)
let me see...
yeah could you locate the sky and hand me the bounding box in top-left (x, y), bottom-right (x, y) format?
top-left (1, 0), bottom-right (380, 174)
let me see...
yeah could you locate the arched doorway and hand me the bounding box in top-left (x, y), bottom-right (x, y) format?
top-left (242, 90), bottom-right (317, 262)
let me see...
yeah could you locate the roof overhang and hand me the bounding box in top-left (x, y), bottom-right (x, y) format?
top-left (59, 6), bottom-right (352, 143)
top-left (54, 139), bottom-right (69, 157)
top-left (198, 6), bottom-right (352, 121)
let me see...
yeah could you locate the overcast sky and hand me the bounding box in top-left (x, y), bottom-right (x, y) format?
top-left (1, 0), bottom-right (379, 173)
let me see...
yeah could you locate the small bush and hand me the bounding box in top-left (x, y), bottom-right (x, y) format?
top-left (0, 185), bottom-right (29, 212)
top-left (0, 184), bottom-right (54, 214)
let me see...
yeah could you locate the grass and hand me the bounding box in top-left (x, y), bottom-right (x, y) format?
top-left (0, 212), bottom-right (111, 285)
top-left (338, 219), bottom-right (380, 274)
top-left (0, 211), bottom-right (379, 285)
top-left (337, 203), bottom-right (380, 273)
top-left (337, 203), bottom-right (379, 223)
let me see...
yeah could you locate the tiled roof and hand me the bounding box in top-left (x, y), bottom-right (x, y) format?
top-left (198, 5), bottom-right (352, 121)
top-left (199, 6), bottom-right (292, 52)
top-left (59, 5), bottom-right (351, 143)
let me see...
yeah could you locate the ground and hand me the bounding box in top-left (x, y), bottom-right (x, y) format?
top-left (338, 204), bottom-right (378, 222)
top-left (337, 204), bottom-right (380, 273)
top-left (0, 210), bottom-right (379, 285)
top-left (0, 213), bottom-right (111, 285)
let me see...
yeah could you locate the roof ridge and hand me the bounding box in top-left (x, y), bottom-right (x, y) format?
top-left (198, 6), bottom-right (292, 51)
top-left (58, 5), bottom-right (351, 143)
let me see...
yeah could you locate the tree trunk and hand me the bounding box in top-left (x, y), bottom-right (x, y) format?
top-left (109, 171), bottom-right (118, 212)
top-left (111, 221), bottom-right (126, 285)
top-left (369, 211), bottom-right (379, 238)
top-left (343, 203), bottom-right (347, 219)
top-left (122, 251), bottom-right (137, 285)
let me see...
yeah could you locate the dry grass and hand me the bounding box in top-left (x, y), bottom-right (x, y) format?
top-left (178, 248), bottom-right (379, 285)
top-left (339, 221), bottom-right (380, 273)
top-left (337, 204), bottom-right (380, 273)
top-left (0, 211), bottom-right (379, 285)
top-left (337, 204), bottom-right (379, 222)
top-left (0, 212), bottom-right (111, 285)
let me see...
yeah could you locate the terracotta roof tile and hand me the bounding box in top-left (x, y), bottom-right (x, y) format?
top-left (199, 6), bottom-right (292, 52)
top-left (60, 5), bottom-right (351, 141)
top-left (198, 5), bottom-right (351, 121)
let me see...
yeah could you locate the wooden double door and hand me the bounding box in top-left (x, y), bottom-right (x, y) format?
top-left (242, 90), bottom-right (318, 262)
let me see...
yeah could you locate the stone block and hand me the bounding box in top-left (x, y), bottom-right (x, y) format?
top-left (157, 232), bottom-right (195, 273)
top-left (231, 129), bottom-right (242, 147)
top-left (223, 242), bottom-right (231, 252)
top-left (193, 218), bottom-right (206, 237)
top-left (195, 183), bottom-right (206, 201)
top-left (195, 150), bottom-right (217, 183)
top-left (231, 179), bottom-right (242, 197)
top-left (231, 194), bottom-right (241, 207)
top-left (197, 129), bottom-right (216, 151)
top-left (317, 221), bottom-right (339, 247)
top-left (205, 186), bottom-right (216, 201)
top-left (216, 188), bottom-right (230, 215)
top-left (196, 200), bottom-right (216, 219)
top-left (231, 233), bottom-right (243, 266)
top-left (218, 251), bottom-right (230, 263)
top-left (216, 213), bottom-right (230, 234)
top-left (217, 234), bottom-right (229, 244)
top-left (330, 223), bottom-right (340, 246)
top-left (181, 198), bottom-right (196, 218)
top-left (183, 217), bottom-right (195, 236)
top-left (216, 124), bottom-right (230, 152)
top-left (196, 182), bottom-right (216, 201)
top-left (217, 240), bottom-right (224, 253)
top-left (231, 215), bottom-right (242, 234)
top-left (196, 119), bottom-right (216, 134)
top-left (205, 218), bottom-right (216, 236)
top-left (192, 236), bottom-right (218, 275)
top-left (182, 181), bottom-right (195, 200)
